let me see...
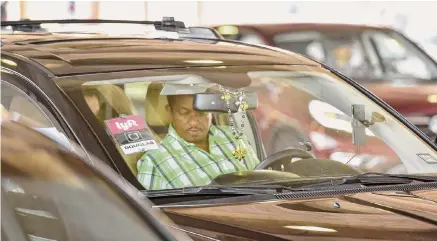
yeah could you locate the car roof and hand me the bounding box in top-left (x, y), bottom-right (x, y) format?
top-left (215, 22), bottom-right (392, 36)
top-left (1, 32), bottom-right (319, 77)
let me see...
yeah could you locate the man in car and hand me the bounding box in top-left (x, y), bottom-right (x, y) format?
top-left (137, 94), bottom-right (260, 190)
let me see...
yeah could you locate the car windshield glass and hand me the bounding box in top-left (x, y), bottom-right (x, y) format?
top-left (273, 30), bottom-right (437, 80)
top-left (59, 65), bottom-right (437, 191)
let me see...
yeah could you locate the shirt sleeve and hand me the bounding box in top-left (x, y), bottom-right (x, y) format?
top-left (137, 154), bottom-right (168, 190)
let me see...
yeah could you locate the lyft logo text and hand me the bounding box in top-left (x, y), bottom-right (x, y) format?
top-left (115, 120), bottom-right (138, 131)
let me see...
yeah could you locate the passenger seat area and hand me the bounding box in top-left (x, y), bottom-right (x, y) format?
top-left (144, 83), bottom-right (170, 141)
top-left (83, 84), bottom-right (144, 176)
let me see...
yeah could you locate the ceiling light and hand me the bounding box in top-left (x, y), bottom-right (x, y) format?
top-left (427, 94), bottom-right (437, 103)
top-left (184, 60), bottom-right (223, 64)
top-left (284, 225), bottom-right (337, 233)
top-left (217, 25), bottom-right (239, 35)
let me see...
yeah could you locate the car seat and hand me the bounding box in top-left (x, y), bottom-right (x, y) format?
top-left (144, 83), bottom-right (171, 141)
top-left (85, 84), bottom-right (144, 176)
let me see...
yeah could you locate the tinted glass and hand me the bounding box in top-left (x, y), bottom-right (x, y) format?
top-left (1, 123), bottom-right (165, 241)
top-left (369, 31), bottom-right (437, 80)
top-left (273, 30), bottom-right (437, 80)
top-left (59, 65), bottom-right (437, 192)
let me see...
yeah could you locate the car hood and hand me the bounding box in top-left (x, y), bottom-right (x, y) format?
top-left (160, 189), bottom-right (437, 241)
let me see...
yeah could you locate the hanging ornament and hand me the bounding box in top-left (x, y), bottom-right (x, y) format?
top-left (232, 144), bottom-right (248, 161)
top-left (219, 85), bottom-right (248, 161)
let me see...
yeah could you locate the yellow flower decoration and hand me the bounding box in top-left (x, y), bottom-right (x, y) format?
top-left (240, 101), bottom-right (249, 111)
top-left (232, 146), bottom-right (247, 161)
top-left (221, 92), bottom-right (232, 101)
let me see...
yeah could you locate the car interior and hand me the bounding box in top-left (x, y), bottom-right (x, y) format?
top-left (78, 72), bottom-right (385, 186)
top-left (82, 79), bottom-right (263, 177)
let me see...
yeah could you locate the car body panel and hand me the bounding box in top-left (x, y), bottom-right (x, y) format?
top-left (162, 190), bottom-right (437, 241)
top-left (1, 34), bottom-right (318, 76)
top-left (2, 28), bottom-right (437, 241)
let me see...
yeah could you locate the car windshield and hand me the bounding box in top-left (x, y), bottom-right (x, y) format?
top-left (58, 64), bottom-right (437, 191)
top-left (273, 30), bottom-right (437, 80)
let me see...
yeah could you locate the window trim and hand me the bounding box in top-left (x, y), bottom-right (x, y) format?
top-left (2, 81), bottom-right (61, 129)
top-left (1, 67), bottom-right (89, 159)
top-left (365, 30), bottom-right (437, 80)
top-left (360, 31), bottom-right (384, 78)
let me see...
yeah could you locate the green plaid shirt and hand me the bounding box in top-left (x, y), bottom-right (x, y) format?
top-left (137, 125), bottom-right (260, 190)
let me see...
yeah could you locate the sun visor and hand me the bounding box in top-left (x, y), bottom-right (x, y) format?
top-left (160, 75), bottom-right (216, 95)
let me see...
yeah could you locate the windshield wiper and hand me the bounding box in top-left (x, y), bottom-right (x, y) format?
top-left (295, 172), bottom-right (437, 190)
top-left (142, 184), bottom-right (295, 197)
top-left (142, 174), bottom-right (437, 197)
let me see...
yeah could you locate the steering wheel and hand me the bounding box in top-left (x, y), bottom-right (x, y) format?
top-left (255, 148), bottom-right (315, 171)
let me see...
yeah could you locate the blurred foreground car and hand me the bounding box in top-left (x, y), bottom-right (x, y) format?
top-left (420, 41), bottom-right (437, 62)
top-left (2, 18), bottom-right (437, 241)
top-left (0, 122), bottom-right (193, 241)
top-left (213, 23), bottom-right (437, 140)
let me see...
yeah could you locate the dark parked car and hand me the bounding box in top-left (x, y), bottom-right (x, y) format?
top-left (0, 121), bottom-right (193, 241)
top-left (2, 19), bottom-right (437, 241)
top-left (213, 23), bottom-right (437, 140)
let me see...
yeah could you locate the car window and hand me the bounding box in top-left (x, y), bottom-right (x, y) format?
top-left (0, 81), bottom-right (73, 149)
top-left (1, 123), bottom-right (168, 241)
top-left (216, 26), bottom-right (265, 45)
top-left (368, 31), bottom-right (437, 80)
top-left (239, 32), bottom-right (265, 45)
top-left (273, 31), bottom-right (380, 79)
top-left (59, 65), bottom-right (437, 192)
top-left (1, 81), bottom-right (53, 127)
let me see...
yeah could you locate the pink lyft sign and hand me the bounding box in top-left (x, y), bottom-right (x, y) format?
top-left (105, 115), bottom-right (146, 135)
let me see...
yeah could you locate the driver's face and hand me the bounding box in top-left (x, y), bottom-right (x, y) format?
top-left (167, 95), bottom-right (212, 144)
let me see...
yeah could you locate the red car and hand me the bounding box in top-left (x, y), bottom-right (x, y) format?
top-left (213, 23), bottom-right (437, 142)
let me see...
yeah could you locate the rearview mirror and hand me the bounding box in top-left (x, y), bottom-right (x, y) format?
top-left (193, 92), bottom-right (258, 113)
top-left (351, 104), bottom-right (366, 146)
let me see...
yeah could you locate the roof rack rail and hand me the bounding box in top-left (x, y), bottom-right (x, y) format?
top-left (1, 17), bottom-right (187, 33)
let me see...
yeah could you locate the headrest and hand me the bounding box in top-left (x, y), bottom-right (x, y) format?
top-left (145, 84), bottom-right (170, 127)
top-left (84, 84), bottom-right (135, 116)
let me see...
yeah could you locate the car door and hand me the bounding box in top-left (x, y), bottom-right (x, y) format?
top-left (361, 30), bottom-right (437, 140)
top-left (1, 123), bottom-right (186, 241)
top-left (363, 29), bottom-right (437, 82)
top-left (272, 30), bottom-right (382, 82)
